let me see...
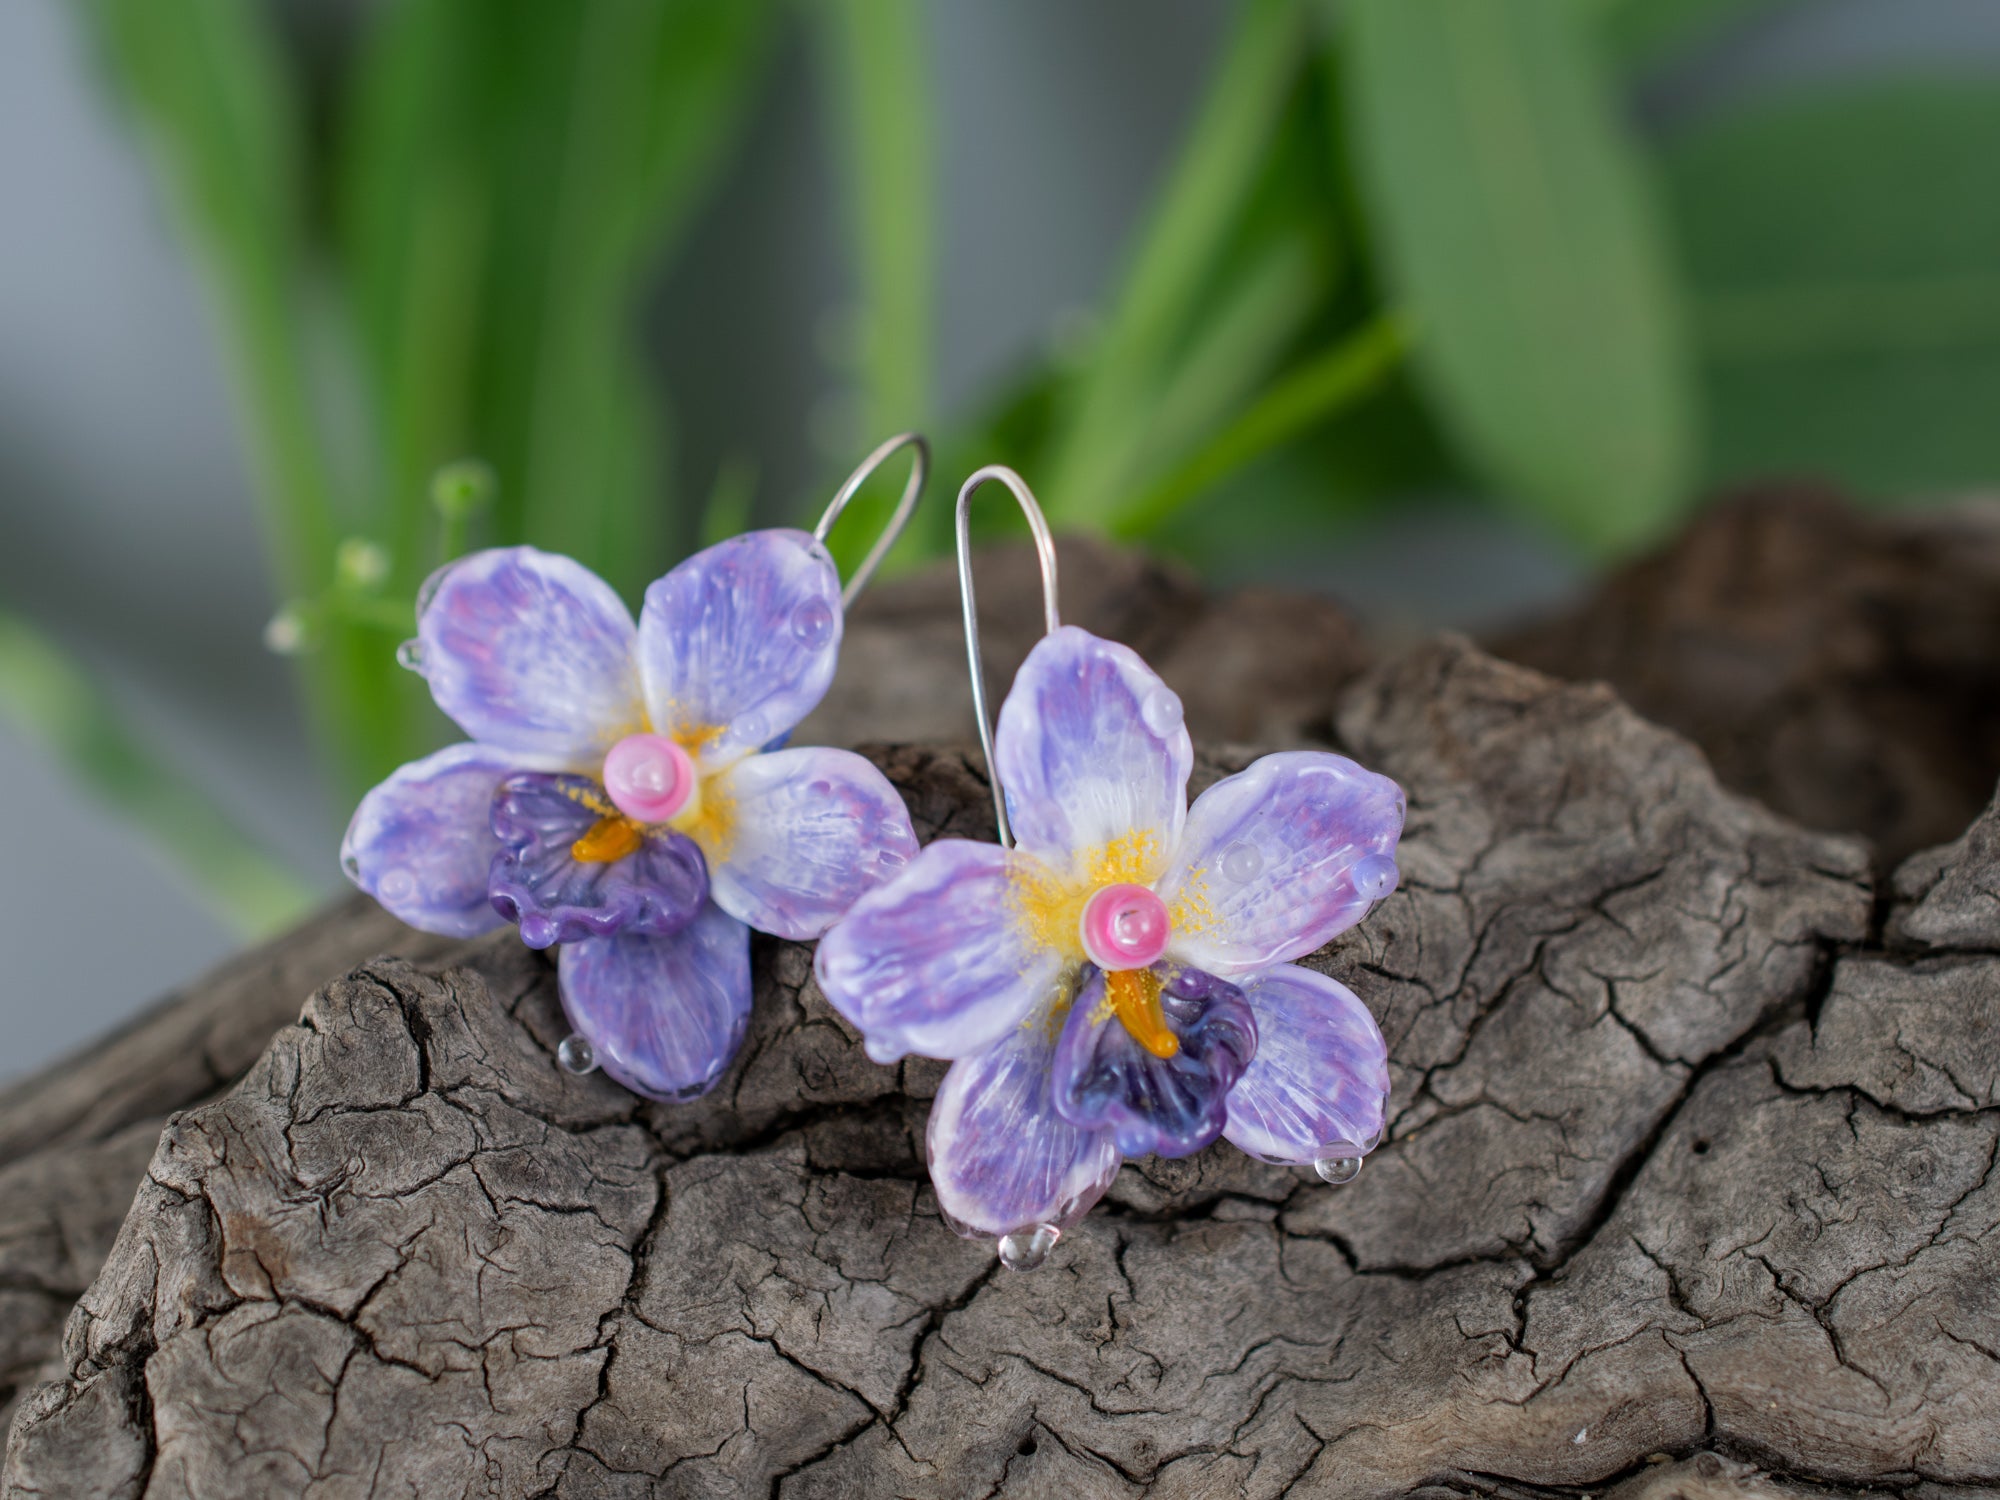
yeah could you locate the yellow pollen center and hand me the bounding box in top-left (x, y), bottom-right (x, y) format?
top-left (1105, 969), bottom-right (1179, 1059)
top-left (572, 815), bottom-right (643, 864)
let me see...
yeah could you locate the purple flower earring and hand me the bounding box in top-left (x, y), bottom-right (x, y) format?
top-left (814, 466), bottom-right (1405, 1270)
top-left (342, 435), bottom-right (929, 1102)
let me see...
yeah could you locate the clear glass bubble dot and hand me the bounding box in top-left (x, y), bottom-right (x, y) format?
top-left (1219, 842), bottom-right (1263, 884)
top-left (557, 1033), bottom-right (598, 1075)
top-left (1351, 853), bottom-right (1400, 902)
top-left (1314, 1142), bottom-right (1363, 1185)
top-left (1140, 686), bottom-right (1184, 737)
top-left (792, 598), bottom-right (835, 647)
top-left (395, 639), bottom-right (427, 674)
top-left (998, 1223), bottom-right (1060, 1272)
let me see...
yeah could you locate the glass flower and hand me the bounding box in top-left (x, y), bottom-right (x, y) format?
top-left (342, 532), bottom-right (919, 1101)
top-left (814, 625), bottom-right (1402, 1254)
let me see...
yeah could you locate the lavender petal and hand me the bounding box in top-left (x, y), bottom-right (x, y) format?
top-left (340, 742), bottom-right (512, 937)
top-left (813, 839), bottom-right (1069, 1063)
top-left (705, 747), bottom-right (919, 941)
top-left (637, 529), bottom-right (842, 768)
top-left (486, 773), bottom-right (708, 948)
top-left (992, 627), bottom-right (1192, 873)
top-left (415, 547), bottom-right (642, 763)
top-left (1158, 750), bottom-right (1405, 977)
top-left (1049, 962), bottom-right (1258, 1160)
top-left (556, 902), bottom-right (750, 1102)
top-left (925, 1001), bottom-right (1122, 1239)
top-left (1223, 965), bottom-right (1389, 1166)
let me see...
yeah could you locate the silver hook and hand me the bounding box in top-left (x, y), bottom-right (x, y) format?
top-left (955, 464), bottom-right (1061, 847)
top-left (813, 432), bottom-right (931, 608)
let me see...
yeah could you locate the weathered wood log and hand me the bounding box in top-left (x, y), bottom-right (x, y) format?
top-left (8, 520), bottom-right (2000, 1495)
top-left (15, 628), bottom-right (1999, 1498)
top-left (1496, 484), bottom-right (2000, 869)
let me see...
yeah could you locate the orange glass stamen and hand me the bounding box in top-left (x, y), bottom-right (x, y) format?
top-left (1107, 968), bottom-right (1179, 1059)
top-left (571, 815), bottom-right (643, 864)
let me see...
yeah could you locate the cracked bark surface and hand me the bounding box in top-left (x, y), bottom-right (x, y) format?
top-left (1495, 484), bottom-right (2000, 870)
top-left (13, 636), bottom-right (1997, 1496)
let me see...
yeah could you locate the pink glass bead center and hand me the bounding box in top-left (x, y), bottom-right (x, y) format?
top-left (1080, 883), bottom-right (1171, 971)
top-left (602, 733), bottom-right (695, 824)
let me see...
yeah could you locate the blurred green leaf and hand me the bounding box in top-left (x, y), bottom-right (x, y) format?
top-left (0, 614), bottom-right (313, 937)
top-left (343, 0), bottom-right (779, 597)
top-left (1046, 0), bottom-right (1311, 527)
top-left (817, 0), bottom-right (937, 573)
top-left (333, 0), bottom-right (779, 791)
top-left (1666, 79), bottom-right (2000, 502)
top-left (1584, 0), bottom-right (1786, 71)
top-left (1113, 310), bottom-right (1410, 538)
top-left (1345, 0), bottom-right (1697, 553)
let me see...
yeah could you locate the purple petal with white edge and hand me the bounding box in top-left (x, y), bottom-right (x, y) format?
top-left (1157, 750), bottom-right (1405, 977)
top-left (637, 529), bottom-right (842, 767)
top-left (926, 1003), bottom-right (1122, 1239)
top-left (416, 547), bottom-right (641, 762)
top-left (1223, 965), bottom-right (1389, 1166)
top-left (558, 902), bottom-right (750, 1102)
top-left (814, 839), bottom-right (1068, 1064)
top-left (993, 626), bottom-right (1192, 873)
top-left (705, 747), bottom-right (919, 941)
top-left (1050, 963), bottom-right (1258, 1160)
top-left (486, 773), bottom-right (708, 948)
top-left (340, 742), bottom-right (513, 937)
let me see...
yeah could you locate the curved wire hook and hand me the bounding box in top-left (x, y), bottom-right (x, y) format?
top-left (812, 431), bottom-right (931, 608)
top-left (955, 464), bottom-right (1061, 847)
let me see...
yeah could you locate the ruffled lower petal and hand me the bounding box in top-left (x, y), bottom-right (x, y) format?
top-left (993, 626), bottom-right (1192, 875)
top-left (486, 773), bottom-right (708, 948)
top-left (637, 529), bottom-right (842, 768)
top-left (1050, 963), bottom-right (1258, 1160)
top-left (340, 743), bottom-right (513, 937)
top-left (704, 747), bottom-right (919, 941)
top-left (926, 1005), bottom-right (1122, 1239)
top-left (1158, 751), bottom-right (1405, 977)
top-left (1223, 965), bottom-right (1389, 1166)
top-left (557, 903), bottom-right (751, 1102)
top-left (813, 839), bottom-right (1069, 1063)
top-left (415, 547), bottom-right (642, 763)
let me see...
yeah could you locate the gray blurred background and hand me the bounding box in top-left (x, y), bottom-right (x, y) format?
top-left (6, 0), bottom-right (2000, 1081)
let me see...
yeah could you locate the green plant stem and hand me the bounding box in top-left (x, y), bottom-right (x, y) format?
top-left (1110, 310), bottom-right (1410, 539)
top-left (1045, 0), bottom-right (1308, 528)
top-left (0, 613), bottom-right (314, 937)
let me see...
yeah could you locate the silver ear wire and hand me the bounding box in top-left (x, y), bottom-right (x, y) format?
top-left (813, 432), bottom-right (931, 608)
top-left (955, 465), bottom-right (1061, 848)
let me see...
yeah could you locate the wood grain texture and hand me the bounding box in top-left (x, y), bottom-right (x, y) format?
top-left (6, 535), bottom-right (2000, 1495)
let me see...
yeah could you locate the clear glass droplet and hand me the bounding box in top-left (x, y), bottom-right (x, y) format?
top-left (1351, 853), bottom-right (1400, 902)
top-left (378, 867), bottom-right (417, 904)
top-left (1314, 1142), bottom-right (1363, 1185)
top-left (415, 560), bottom-right (456, 619)
top-left (395, 639), bottom-right (426, 674)
top-left (737, 712), bottom-right (767, 747)
top-left (1219, 841), bottom-right (1263, 884)
top-left (557, 1033), bottom-right (598, 1075)
top-left (340, 852), bottom-right (360, 879)
top-left (998, 1223), bottom-right (1060, 1272)
top-left (1140, 685), bottom-right (1184, 737)
top-left (792, 598), bottom-right (835, 647)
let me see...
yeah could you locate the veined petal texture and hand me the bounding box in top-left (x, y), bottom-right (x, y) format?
top-left (705, 747), bottom-right (918, 941)
top-left (557, 902), bottom-right (751, 1102)
top-left (1051, 963), bottom-right (1258, 1160)
top-left (486, 773), bottom-right (707, 948)
top-left (1223, 965), bottom-right (1389, 1166)
top-left (1159, 750), bottom-right (1405, 976)
top-left (926, 1006), bottom-right (1122, 1239)
top-left (993, 627), bottom-right (1192, 873)
top-left (814, 839), bottom-right (1069, 1064)
top-left (638, 529), bottom-right (842, 767)
top-left (341, 742), bottom-right (513, 937)
top-left (415, 547), bottom-right (642, 762)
